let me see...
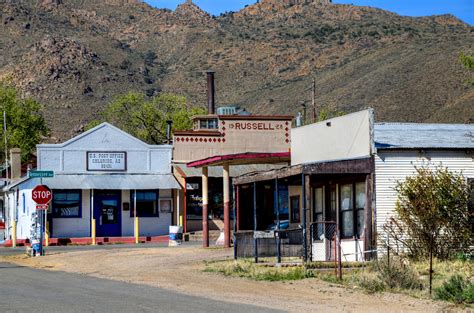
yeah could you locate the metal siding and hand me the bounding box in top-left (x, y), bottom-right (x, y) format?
top-left (375, 150), bottom-right (474, 238)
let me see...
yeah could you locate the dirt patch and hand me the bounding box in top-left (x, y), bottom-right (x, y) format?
top-left (0, 246), bottom-right (465, 313)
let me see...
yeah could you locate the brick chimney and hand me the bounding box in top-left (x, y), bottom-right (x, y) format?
top-left (9, 148), bottom-right (21, 180)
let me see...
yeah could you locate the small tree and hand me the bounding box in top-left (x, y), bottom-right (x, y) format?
top-left (385, 166), bottom-right (472, 260)
top-left (88, 92), bottom-right (206, 144)
top-left (459, 49), bottom-right (474, 86)
top-left (0, 83), bottom-right (50, 162)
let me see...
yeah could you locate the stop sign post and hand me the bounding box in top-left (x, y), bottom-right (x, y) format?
top-left (31, 185), bottom-right (52, 256)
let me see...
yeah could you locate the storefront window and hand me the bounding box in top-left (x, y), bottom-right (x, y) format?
top-left (340, 184), bottom-right (354, 238)
top-left (186, 178), bottom-right (231, 220)
top-left (313, 187), bottom-right (324, 238)
top-left (355, 182), bottom-right (366, 238)
top-left (52, 190), bottom-right (81, 218)
top-left (131, 190), bottom-right (159, 217)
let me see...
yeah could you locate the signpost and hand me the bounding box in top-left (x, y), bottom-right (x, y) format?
top-left (32, 185), bottom-right (53, 256)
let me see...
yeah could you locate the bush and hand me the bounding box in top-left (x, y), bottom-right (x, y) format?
top-left (352, 256), bottom-right (423, 293)
top-left (434, 275), bottom-right (474, 304)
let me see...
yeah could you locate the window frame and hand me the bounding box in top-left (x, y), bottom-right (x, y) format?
top-left (51, 189), bottom-right (82, 219)
top-left (130, 190), bottom-right (160, 218)
top-left (313, 186), bottom-right (324, 224)
top-left (339, 183), bottom-right (354, 239)
top-left (290, 195), bottom-right (300, 223)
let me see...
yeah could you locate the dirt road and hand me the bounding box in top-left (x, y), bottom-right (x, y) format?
top-left (1, 245), bottom-right (461, 313)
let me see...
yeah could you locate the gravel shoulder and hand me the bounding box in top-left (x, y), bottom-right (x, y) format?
top-left (0, 245), bottom-right (464, 313)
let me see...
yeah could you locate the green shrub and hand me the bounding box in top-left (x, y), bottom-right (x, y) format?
top-left (352, 257), bottom-right (423, 293)
top-left (434, 275), bottom-right (474, 304)
top-left (375, 257), bottom-right (423, 290)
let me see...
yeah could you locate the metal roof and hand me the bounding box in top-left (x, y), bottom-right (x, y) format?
top-left (374, 123), bottom-right (474, 149)
top-left (4, 174), bottom-right (180, 191)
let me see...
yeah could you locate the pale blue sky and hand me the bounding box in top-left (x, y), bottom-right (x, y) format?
top-left (144, 0), bottom-right (474, 25)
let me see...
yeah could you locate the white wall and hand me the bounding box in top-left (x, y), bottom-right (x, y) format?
top-left (52, 189), bottom-right (91, 238)
top-left (375, 150), bottom-right (474, 240)
top-left (37, 123), bottom-right (173, 175)
top-left (121, 189), bottom-right (172, 237)
top-left (291, 109), bottom-right (373, 166)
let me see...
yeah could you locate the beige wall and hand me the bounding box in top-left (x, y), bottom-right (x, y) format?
top-left (291, 109), bottom-right (373, 166)
top-left (173, 117), bottom-right (291, 163)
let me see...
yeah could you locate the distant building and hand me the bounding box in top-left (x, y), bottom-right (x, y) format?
top-left (173, 72), bottom-right (292, 247)
top-left (2, 123), bottom-right (180, 245)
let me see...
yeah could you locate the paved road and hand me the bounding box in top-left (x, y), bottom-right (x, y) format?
top-left (0, 262), bottom-right (282, 313)
top-left (0, 242), bottom-right (200, 257)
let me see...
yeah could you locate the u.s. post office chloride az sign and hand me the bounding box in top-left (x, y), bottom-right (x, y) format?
top-left (87, 151), bottom-right (127, 171)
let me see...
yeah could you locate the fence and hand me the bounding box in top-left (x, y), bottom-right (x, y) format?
top-left (234, 228), bottom-right (304, 262)
top-left (310, 221), bottom-right (342, 279)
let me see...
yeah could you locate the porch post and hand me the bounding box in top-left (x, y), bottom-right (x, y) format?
top-left (302, 173), bottom-right (308, 262)
top-left (364, 173), bottom-right (373, 260)
top-left (202, 167), bottom-right (209, 248)
top-left (253, 182), bottom-right (258, 263)
top-left (134, 189), bottom-right (139, 244)
top-left (236, 185), bottom-right (240, 231)
top-left (275, 178), bottom-right (281, 264)
top-left (223, 163), bottom-right (230, 248)
top-left (91, 189), bottom-right (96, 245)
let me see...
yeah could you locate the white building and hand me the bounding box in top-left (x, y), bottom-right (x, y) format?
top-left (233, 109), bottom-right (473, 261)
top-left (3, 123), bottom-right (180, 242)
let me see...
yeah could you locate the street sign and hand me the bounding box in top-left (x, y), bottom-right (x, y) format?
top-left (28, 170), bottom-right (54, 178)
top-left (35, 204), bottom-right (49, 211)
top-left (32, 185), bottom-right (52, 205)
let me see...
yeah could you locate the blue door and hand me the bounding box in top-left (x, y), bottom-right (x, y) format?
top-left (94, 191), bottom-right (121, 237)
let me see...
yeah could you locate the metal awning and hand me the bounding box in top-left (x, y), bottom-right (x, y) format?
top-left (5, 174), bottom-right (181, 191)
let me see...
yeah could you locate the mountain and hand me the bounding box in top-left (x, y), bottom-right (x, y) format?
top-left (1, 0), bottom-right (473, 141)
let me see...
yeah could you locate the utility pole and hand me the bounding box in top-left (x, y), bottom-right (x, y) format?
top-left (3, 111), bottom-right (8, 181)
top-left (311, 78), bottom-right (317, 123)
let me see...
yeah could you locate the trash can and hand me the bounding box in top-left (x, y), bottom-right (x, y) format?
top-left (169, 225), bottom-right (183, 247)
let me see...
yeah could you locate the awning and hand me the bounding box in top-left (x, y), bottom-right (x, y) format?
top-left (14, 174), bottom-right (181, 190)
top-left (186, 152), bottom-right (291, 168)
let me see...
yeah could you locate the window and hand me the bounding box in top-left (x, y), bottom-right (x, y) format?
top-left (159, 199), bottom-right (172, 214)
top-left (338, 182), bottom-right (366, 239)
top-left (199, 119), bottom-right (218, 130)
top-left (313, 187), bottom-right (324, 239)
top-left (131, 190), bottom-right (159, 217)
top-left (290, 195), bottom-right (300, 223)
top-left (314, 187), bottom-right (324, 223)
top-left (340, 184), bottom-right (354, 238)
top-left (52, 190), bottom-right (81, 218)
top-left (22, 193), bottom-right (26, 214)
top-left (355, 182), bottom-right (366, 238)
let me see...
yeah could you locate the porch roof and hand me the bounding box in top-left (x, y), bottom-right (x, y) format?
top-left (4, 174), bottom-right (181, 191)
top-left (233, 156), bottom-right (373, 185)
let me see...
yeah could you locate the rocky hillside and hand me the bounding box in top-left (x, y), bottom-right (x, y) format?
top-left (1, 0), bottom-right (473, 141)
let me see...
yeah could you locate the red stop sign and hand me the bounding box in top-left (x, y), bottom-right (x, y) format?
top-left (32, 185), bottom-right (52, 205)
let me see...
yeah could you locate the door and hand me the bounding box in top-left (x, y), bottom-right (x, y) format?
top-left (94, 191), bottom-right (121, 237)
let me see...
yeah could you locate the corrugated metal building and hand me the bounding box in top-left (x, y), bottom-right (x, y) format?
top-left (374, 123), bottom-right (474, 241)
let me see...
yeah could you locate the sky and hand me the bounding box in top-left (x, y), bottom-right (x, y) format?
top-left (144, 0), bottom-right (474, 25)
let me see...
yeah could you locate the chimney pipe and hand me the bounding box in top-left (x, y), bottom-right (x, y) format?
top-left (166, 120), bottom-right (172, 145)
top-left (9, 148), bottom-right (21, 181)
top-left (206, 71), bottom-right (215, 115)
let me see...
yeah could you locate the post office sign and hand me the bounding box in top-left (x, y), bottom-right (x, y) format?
top-left (87, 151), bottom-right (127, 171)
